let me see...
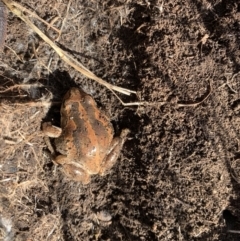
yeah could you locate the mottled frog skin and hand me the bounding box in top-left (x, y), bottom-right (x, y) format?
top-left (43, 87), bottom-right (129, 184)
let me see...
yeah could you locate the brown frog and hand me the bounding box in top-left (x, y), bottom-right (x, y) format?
top-left (42, 87), bottom-right (129, 184)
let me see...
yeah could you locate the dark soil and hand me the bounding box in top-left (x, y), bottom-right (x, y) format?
top-left (0, 0), bottom-right (240, 240)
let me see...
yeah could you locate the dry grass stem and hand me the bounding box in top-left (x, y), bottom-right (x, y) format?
top-left (55, 0), bottom-right (72, 41)
top-left (0, 83), bottom-right (44, 93)
top-left (2, 0), bottom-right (136, 98)
top-left (111, 81), bottom-right (211, 106)
top-left (12, 1), bottom-right (61, 34)
top-left (177, 81), bottom-right (212, 107)
top-left (4, 44), bottom-right (24, 62)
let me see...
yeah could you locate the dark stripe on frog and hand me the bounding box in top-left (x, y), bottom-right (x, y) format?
top-left (73, 95), bottom-right (111, 159)
top-left (79, 94), bottom-right (112, 154)
top-left (69, 101), bottom-right (95, 159)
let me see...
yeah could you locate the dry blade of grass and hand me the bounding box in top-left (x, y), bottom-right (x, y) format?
top-left (2, 0), bottom-right (136, 98)
top-left (9, 1), bottom-right (61, 34)
top-left (1, 0), bottom-right (212, 107)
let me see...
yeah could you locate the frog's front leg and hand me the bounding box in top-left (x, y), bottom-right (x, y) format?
top-left (42, 122), bottom-right (62, 155)
top-left (99, 129), bottom-right (129, 176)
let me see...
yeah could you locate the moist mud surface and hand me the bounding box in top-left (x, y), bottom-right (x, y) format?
top-left (0, 0), bottom-right (240, 240)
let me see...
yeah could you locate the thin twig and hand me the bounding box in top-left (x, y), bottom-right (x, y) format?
top-left (5, 44), bottom-right (24, 62)
top-left (177, 81), bottom-right (212, 107)
top-left (12, 1), bottom-right (60, 34)
top-left (227, 229), bottom-right (240, 234)
top-left (55, 0), bottom-right (72, 41)
top-left (2, 0), bottom-right (135, 97)
top-left (218, 72), bottom-right (239, 93)
top-left (2, 0), bottom-right (213, 107)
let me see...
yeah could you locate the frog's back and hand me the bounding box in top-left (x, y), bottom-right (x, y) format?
top-left (59, 88), bottom-right (114, 174)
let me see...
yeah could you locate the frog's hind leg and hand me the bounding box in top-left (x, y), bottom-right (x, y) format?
top-left (63, 163), bottom-right (91, 184)
top-left (99, 129), bottom-right (129, 176)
